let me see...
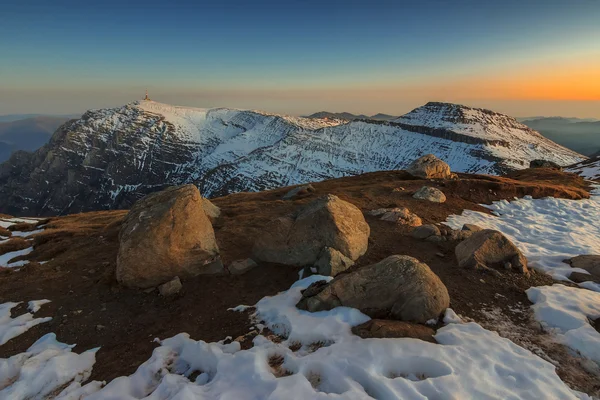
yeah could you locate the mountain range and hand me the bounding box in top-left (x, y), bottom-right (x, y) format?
top-left (0, 116), bottom-right (73, 162)
top-left (0, 100), bottom-right (585, 217)
top-left (519, 117), bottom-right (600, 156)
top-left (306, 111), bottom-right (398, 121)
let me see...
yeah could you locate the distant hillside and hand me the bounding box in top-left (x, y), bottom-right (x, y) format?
top-left (306, 111), bottom-right (397, 121)
top-left (520, 117), bottom-right (600, 156)
top-left (0, 116), bottom-right (73, 162)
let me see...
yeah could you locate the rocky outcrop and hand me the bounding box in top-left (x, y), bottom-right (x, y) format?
top-left (252, 195), bottom-right (369, 267)
top-left (116, 185), bottom-right (223, 289)
top-left (296, 255), bottom-right (450, 323)
top-left (455, 229), bottom-right (528, 274)
top-left (530, 159), bottom-right (562, 169)
top-left (406, 154), bottom-right (452, 179)
top-left (413, 186), bottom-right (447, 203)
top-left (368, 207), bottom-right (422, 227)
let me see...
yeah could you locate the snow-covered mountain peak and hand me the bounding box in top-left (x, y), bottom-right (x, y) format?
top-left (0, 100), bottom-right (586, 216)
top-left (396, 102), bottom-right (543, 142)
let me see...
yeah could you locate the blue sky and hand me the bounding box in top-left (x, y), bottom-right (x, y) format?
top-left (1, 0), bottom-right (599, 116)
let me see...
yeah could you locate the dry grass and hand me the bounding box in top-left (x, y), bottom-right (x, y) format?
top-left (0, 237), bottom-right (31, 257)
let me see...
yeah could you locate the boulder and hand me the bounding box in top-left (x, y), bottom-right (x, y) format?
top-left (368, 207), bottom-right (422, 227)
top-left (283, 184), bottom-right (316, 200)
top-left (253, 195), bottom-right (369, 266)
top-left (314, 247), bottom-right (354, 277)
top-left (351, 319), bottom-right (436, 343)
top-left (447, 229), bottom-right (473, 241)
top-left (228, 259), bottom-right (258, 275)
top-left (411, 224), bottom-right (441, 240)
top-left (201, 197), bottom-right (221, 223)
top-left (297, 255), bottom-right (450, 323)
top-left (413, 186), bottom-right (446, 203)
top-left (529, 159), bottom-right (562, 170)
top-left (455, 229), bottom-right (528, 274)
top-left (158, 276), bottom-right (182, 296)
top-left (566, 255), bottom-right (600, 282)
top-left (116, 185), bottom-right (223, 289)
top-left (406, 154), bottom-right (452, 179)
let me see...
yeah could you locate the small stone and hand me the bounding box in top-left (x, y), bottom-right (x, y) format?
top-left (436, 252), bottom-right (445, 257)
top-left (504, 261), bottom-right (512, 270)
top-left (228, 259), bottom-right (258, 275)
top-left (413, 186), bottom-right (447, 203)
top-left (158, 276), bottom-right (182, 296)
top-left (411, 224), bottom-right (441, 240)
top-left (96, 324), bottom-right (106, 331)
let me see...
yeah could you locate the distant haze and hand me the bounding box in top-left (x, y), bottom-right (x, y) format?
top-left (1, 0), bottom-right (599, 118)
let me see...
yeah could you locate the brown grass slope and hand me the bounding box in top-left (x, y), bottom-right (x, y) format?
top-left (0, 168), bottom-right (596, 394)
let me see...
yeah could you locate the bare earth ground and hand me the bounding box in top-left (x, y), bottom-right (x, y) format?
top-left (0, 168), bottom-right (598, 395)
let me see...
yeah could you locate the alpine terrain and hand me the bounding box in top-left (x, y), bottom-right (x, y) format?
top-left (0, 100), bottom-right (584, 216)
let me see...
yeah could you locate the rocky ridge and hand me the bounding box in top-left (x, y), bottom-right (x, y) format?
top-left (0, 100), bottom-right (584, 216)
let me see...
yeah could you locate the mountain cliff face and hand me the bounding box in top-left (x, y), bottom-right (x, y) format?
top-left (0, 100), bottom-right (584, 216)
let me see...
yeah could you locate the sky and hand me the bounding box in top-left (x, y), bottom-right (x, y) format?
top-left (1, 0), bottom-right (599, 118)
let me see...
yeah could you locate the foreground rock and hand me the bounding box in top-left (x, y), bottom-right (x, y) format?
top-left (117, 185), bottom-right (223, 289)
top-left (352, 319), bottom-right (436, 343)
top-left (411, 224), bottom-right (441, 240)
top-left (455, 229), bottom-right (528, 274)
top-left (406, 154), bottom-right (452, 179)
top-left (201, 197), bottom-right (221, 223)
top-left (158, 276), bottom-right (182, 296)
top-left (566, 255), bottom-right (600, 283)
top-left (228, 259), bottom-right (258, 275)
top-left (297, 255), bottom-right (449, 323)
top-left (413, 186), bottom-right (447, 203)
top-left (314, 247), bottom-right (355, 277)
top-left (253, 195), bottom-right (369, 267)
top-left (368, 207), bottom-right (422, 227)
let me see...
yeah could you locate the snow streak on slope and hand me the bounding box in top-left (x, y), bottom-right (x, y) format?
top-left (567, 157), bottom-right (600, 181)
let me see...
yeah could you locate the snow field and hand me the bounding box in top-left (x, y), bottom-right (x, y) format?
top-left (445, 187), bottom-right (600, 281)
top-left (527, 285), bottom-right (600, 366)
top-left (75, 276), bottom-right (583, 399)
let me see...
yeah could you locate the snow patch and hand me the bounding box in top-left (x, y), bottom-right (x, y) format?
top-left (445, 187), bottom-right (600, 280)
top-left (527, 284), bottom-right (600, 365)
top-left (0, 302), bottom-right (52, 345)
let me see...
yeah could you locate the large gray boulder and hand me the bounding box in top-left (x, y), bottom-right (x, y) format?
top-left (413, 186), bottom-right (446, 203)
top-left (297, 255), bottom-right (450, 323)
top-left (455, 229), bottom-right (528, 274)
top-left (406, 154), bottom-right (452, 179)
top-left (116, 185), bottom-right (223, 289)
top-left (253, 195), bottom-right (370, 266)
